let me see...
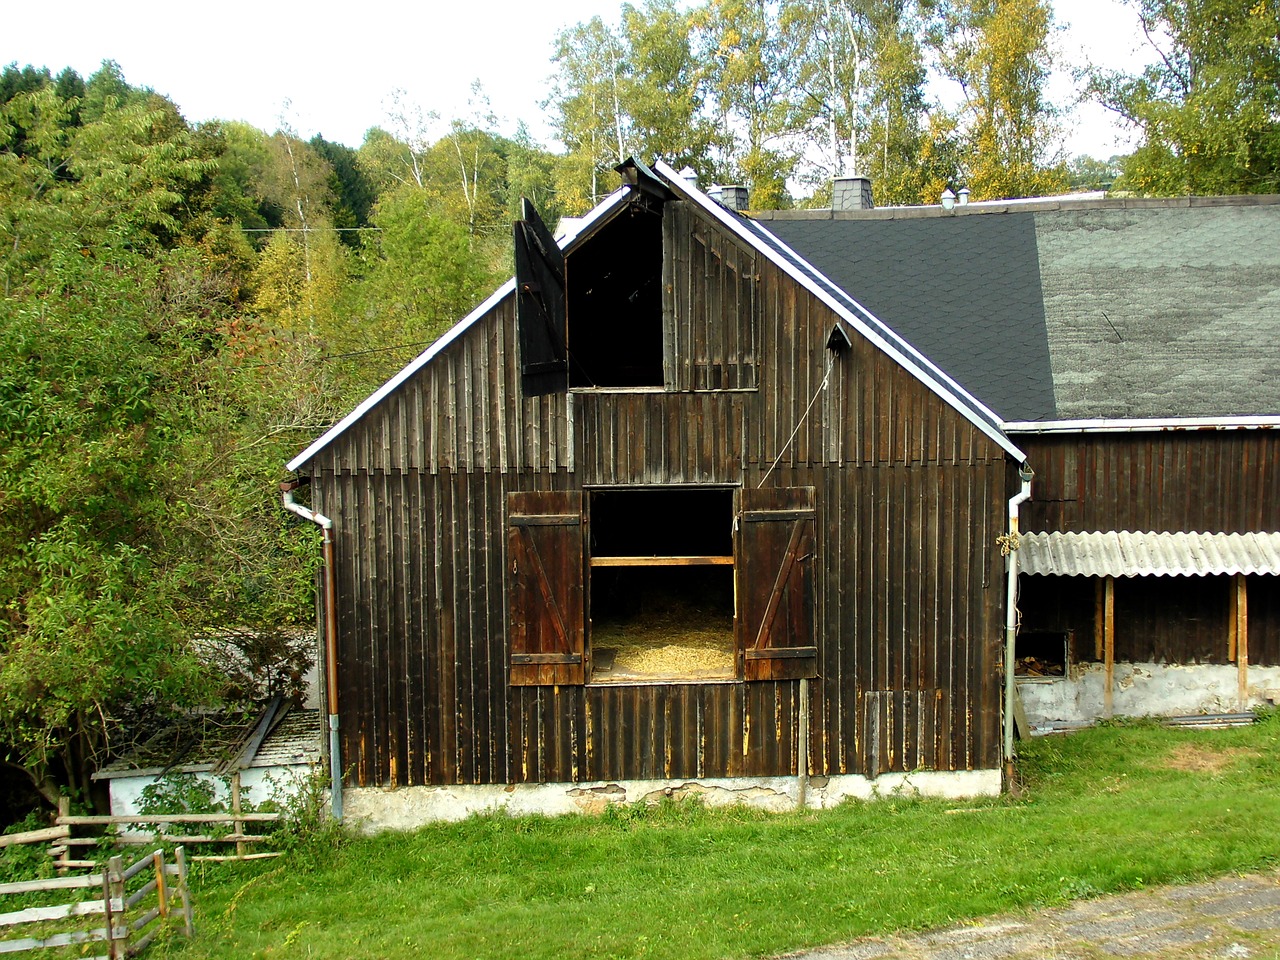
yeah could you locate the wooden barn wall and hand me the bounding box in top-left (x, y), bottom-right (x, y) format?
top-left (1016, 432), bottom-right (1280, 667)
top-left (662, 201), bottom-right (759, 391)
top-left (1019, 573), bottom-right (1280, 668)
top-left (1017, 432), bottom-right (1280, 534)
top-left (309, 214), bottom-right (1010, 789)
top-left (306, 295), bottom-right (573, 477)
top-left (1115, 576), bottom-right (1229, 664)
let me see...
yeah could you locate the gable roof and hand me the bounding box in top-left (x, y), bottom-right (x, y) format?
top-left (290, 164), bottom-right (1027, 472)
top-left (759, 196), bottom-right (1280, 426)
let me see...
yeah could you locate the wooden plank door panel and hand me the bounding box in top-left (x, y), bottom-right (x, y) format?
top-left (507, 490), bottom-right (584, 685)
top-left (738, 486), bottom-right (818, 681)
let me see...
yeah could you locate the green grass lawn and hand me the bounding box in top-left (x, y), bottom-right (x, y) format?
top-left (159, 713), bottom-right (1280, 960)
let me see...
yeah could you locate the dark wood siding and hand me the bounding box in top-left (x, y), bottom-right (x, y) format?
top-left (1018, 432), bottom-right (1280, 534)
top-left (662, 200), bottom-right (759, 391)
top-left (307, 199), bottom-right (1011, 789)
top-left (1016, 432), bottom-right (1280, 668)
top-left (1114, 576), bottom-right (1230, 664)
top-left (1249, 576), bottom-right (1280, 666)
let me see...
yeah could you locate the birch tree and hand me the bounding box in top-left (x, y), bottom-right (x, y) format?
top-left (936, 0), bottom-right (1068, 199)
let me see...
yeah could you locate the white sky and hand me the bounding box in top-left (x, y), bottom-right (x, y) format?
top-left (4, 0), bottom-right (1153, 163)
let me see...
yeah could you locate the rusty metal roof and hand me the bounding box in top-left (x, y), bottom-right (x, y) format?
top-left (1019, 531), bottom-right (1280, 577)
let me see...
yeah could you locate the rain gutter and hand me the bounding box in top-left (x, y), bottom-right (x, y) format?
top-left (1004, 463), bottom-right (1034, 788)
top-left (1003, 416), bottom-right (1280, 434)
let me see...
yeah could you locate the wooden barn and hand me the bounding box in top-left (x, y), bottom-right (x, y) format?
top-left (755, 189), bottom-right (1280, 733)
top-left (284, 161), bottom-right (1028, 823)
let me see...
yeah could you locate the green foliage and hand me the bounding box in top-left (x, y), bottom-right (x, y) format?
top-left (1091, 0), bottom-right (1280, 196)
top-left (0, 811), bottom-right (56, 884)
top-left (1068, 153), bottom-right (1124, 190)
top-left (695, 0), bottom-right (801, 207)
top-left (0, 64), bottom-right (326, 809)
top-left (138, 774), bottom-right (223, 817)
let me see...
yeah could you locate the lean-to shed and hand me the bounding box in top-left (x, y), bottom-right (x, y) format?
top-left (285, 161), bottom-right (1028, 822)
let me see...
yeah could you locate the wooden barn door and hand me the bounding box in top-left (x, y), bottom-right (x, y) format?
top-left (737, 486), bottom-right (818, 680)
top-left (507, 491), bottom-right (585, 685)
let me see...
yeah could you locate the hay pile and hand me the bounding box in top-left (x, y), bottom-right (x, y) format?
top-left (592, 606), bottom-right (734, 680)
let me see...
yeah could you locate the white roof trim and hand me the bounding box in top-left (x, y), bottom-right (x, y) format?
top-left (1005, 416), bottom-right (1280, 434)
top-left (287, 189), bottom-right (630, 472)
top-left (651, 160), bottom-right (1026, 462)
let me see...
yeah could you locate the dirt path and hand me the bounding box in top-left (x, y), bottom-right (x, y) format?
top-left (781, 870), bottom-right (1280, 959)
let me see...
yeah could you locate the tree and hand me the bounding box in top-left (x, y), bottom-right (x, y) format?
top-left (1090, 0), bottom-right (1280, 195)
top-left (936, 0), bottom-right (1068, 199)
top-left (784, 0), bottom-right (938, 204)
top-left (548, 16), bottom-right (633, 211)
top-left (310, 134), bottom-right (376, 245)
top-left (621, 0), bottom-right (728, 183)
top-left (342, 184), bottom-right (497, 387)
top-left (696, 0), bottom-right (802, 207)
top-left (0, 69), bottom-right (325, 810)
top-left (1068, 153), bottom-right (1124, 191)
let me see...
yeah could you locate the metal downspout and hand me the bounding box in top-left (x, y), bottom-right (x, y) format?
top-left (280, 480), bottom-right (343, 822)
top-left (1004, 464), bottom-right (1034, 789)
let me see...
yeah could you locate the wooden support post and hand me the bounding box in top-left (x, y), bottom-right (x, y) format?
top-left (153, 850), bottom-right (168, 918)
top-left (797, 677), bottom-right (810, 811)
top-left (107, 855), bottom-right (126, 960)
top-left (176, 846), bottom-right (194, 938)
top-left (1103, 577), bottom-right (1115, 719)
top-left (56, 797), bottom-right (71, 873)
top-left (1236, 574), bottom-right (1249, 710)
top-left (231, 771), bottom-right (246, 860)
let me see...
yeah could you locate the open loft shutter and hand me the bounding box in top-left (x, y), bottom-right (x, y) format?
top-left (513, 197), bottom-right (568, 397)
top-left (507, 490), bottom-right (585, 685)
top-left (737, 486), bottom-right (818, 681)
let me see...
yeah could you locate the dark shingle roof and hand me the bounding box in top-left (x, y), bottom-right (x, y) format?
top-left (760, 197), bottom-right (1280, 422)
top-left (764, 213), bottom-right (1056, 421)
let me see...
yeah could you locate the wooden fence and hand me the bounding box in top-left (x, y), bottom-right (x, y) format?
top-left (39, 786), bottom-right (282, 869)
top-left (0, 846), bottom-right (193, 958)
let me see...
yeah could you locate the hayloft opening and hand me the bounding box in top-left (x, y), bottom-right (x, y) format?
top-left (566, 204), bottom-right (665, 388)
top-left (587, 488), bottom-right (736, 682)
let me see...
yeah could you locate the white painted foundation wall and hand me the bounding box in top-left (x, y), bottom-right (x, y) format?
top-left (342, 769), bottom-right (1001, 831)
top-left (1018, 662), bottom-right (1280, 727)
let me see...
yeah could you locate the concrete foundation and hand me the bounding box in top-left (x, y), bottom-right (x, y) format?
top-left (341, 769), bottom-right (1000, 831)
top-left (1018, 662), bottom-right (1280, 727)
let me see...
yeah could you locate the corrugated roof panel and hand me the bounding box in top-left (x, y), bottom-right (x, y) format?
top-left (1020, 531), bottom-right (1280, 577)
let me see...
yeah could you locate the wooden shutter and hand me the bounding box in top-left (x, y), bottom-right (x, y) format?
top-left (513, 197), bottom-right (568, 397)
top-left (737, 486), bottom-right (817, 681)
top-left (507, 490), bottom-right (584, 685)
